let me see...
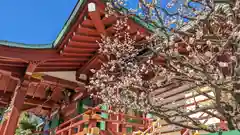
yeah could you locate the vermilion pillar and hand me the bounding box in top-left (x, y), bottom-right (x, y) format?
top-left (2, 62), bottom-right (38, 135)
top-left (0, 119), bottom-right (8, 135)
top-left (3, 87), bottom-right (27, 135)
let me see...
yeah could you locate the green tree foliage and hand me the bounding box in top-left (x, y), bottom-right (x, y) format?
top-left (0, 108), bottom-right (5, 122)
top-left (15, 113), bottom-right (39, 135)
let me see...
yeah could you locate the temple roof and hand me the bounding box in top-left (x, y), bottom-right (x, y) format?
top-left (0, 0), bottom-right (152, 116)
top-left (0, 0), bottom-right (155, 49)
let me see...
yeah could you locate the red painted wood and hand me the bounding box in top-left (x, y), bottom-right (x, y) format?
top-left (76, 54), bottom-right (101, 76)
top-left (21, 104), bottom-right (36, 111)
top-left (63, 46), bottom-right (96, 53)
top-left (24, 98), bottom-right (56, 109)
top-left (35, 107), bottom-right (149, 135)
top-left (71, 34), bottom-right (101, 42)
top-left (106, 26), bottom-right (115, 34)
top-left (89, 119), bottom-right (97, 128)
top-left (61, 52), bottom-right (93, 57)
top-left (0, 59), bottom-right (26, 63)
top-left (82, 19), bottom-right (95, 28)
top-left (40, 75), bottom-right (79, 88)
top-left (0, 63), bottom-right (26, 67)
top-left (3, 88), bottom-right (27, 135)
top-left (41, 62), bottom-right (83, 67)
top-left (76, 26), bottom-right (100, 36)
top-left (0, 120), bottom-right (7, 135)
top-left (51, 87), bottom-right (64, 102)
top-left (67, 40), bottom-right (99, 48)
top-left (89, 10), bottom-right (106, 35)
top-left (0, 46), bottom-right (59, 61)
top-left (220, 120), bottom-right (228, 131)
top-left (102, 16), bottom-right (117, 26)
top-left (0, 0), bottom-right (155, 127)
top-left (181, 128), bottom-right (189, 135)
top-left (35, 67), bottom-right (79, 72)
top-left (56, 4), bottom-right (88, 51)
top-left (46, 57), bottom-right (89, 62)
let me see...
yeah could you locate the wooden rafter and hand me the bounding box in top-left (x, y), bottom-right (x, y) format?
top-left (76, 25), bottom-right (100, 36)
top-left (102, 16), bottom-right (117, 26)
top-left (21, 105), bottom-right (37, 112)
top-left (71, 34), bottom-right (101, 42)
top-left (56, 4), bottom-right (88, 51)
top-left (41, 62), bottom-right (82, 67)
top-left (32, 75), bottom-right (80, 89)
top-left (24, 98), bottom-right (57, 109)
top-left (81, 19), bottom-right (95, 28)
top-left (46, 57), bottom-right (89, 62)
top-left (76, 54), bottom-right (102, 80)
top-left (61, 52), bottom-right (93, 57)
top-left (35, 67), bottom-right (79, 72)
top-left (67, 40), bottom-right (99, 48)
top-left (89, 10), bottom-right (106, 35)
top-left (63, 46), bottom-right (96, 53)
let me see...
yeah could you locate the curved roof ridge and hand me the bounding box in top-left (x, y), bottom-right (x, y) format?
top-left (0, 40), bottom-right (53, 49)
top-left (53, 0), bottom-right (85, 47)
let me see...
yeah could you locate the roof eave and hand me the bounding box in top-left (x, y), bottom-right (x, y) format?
top-left (52, 0), bottom-right (87, 48)
top-left (0, 40), bottom-right (52, 49)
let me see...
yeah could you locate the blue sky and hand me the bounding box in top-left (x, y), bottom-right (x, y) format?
top-left (0, 0), bottom-right (172, 44)
top-left (0, 0), bottom-right (78, 44)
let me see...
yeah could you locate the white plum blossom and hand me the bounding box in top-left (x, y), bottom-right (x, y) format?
top-left (88, 0), bottom-right (240, 132)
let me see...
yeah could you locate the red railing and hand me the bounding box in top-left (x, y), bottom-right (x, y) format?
top-left (55, 107), bottom-right (151, 135)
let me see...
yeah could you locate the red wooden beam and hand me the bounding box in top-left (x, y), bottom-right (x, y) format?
top-left (41, 62), bottom-right (83, 67)
top-left (35, 67), bottom-right (79, 72)
top-left (106, 26), bottom-right (115, 34)
top-left (0, 46), bottom-right (60, 61)
top-left (21, 104), bottom-right (37, 111)
top-left (0, 63), bottom-right (26, 67)
top-left (46, 57), bottom-right (89, 62)
top-left (71, 34), bottom-right (101, 42)
top-left (89, 10), bottom-right (106, 35)
top-left (61, 52), bottom-right (93, 57)
top-left (68, 40), bottom-right (99, 48)
top-left (24, 98), bottom-right (57, 109)
top-left (102, 16), bottom-right (117, 26)
top-left (0, 56), bottom-right (27, 63)
top-left (40, 75), bottom-right (80, 89)
top-left (76, 26), bottom-right (100, 36)
top-left (82, 19), bottom-right (95, 28)
top-left (0, 59), bottom-right (26, 64)
top-left (63, 46), bottom-right (96, 53)
top-left (0, 91), bottom-right (12, 98)
top-left (0, 66), bottom-right (25, 77)
top-left (76, 54), bottom-right (101, 80)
